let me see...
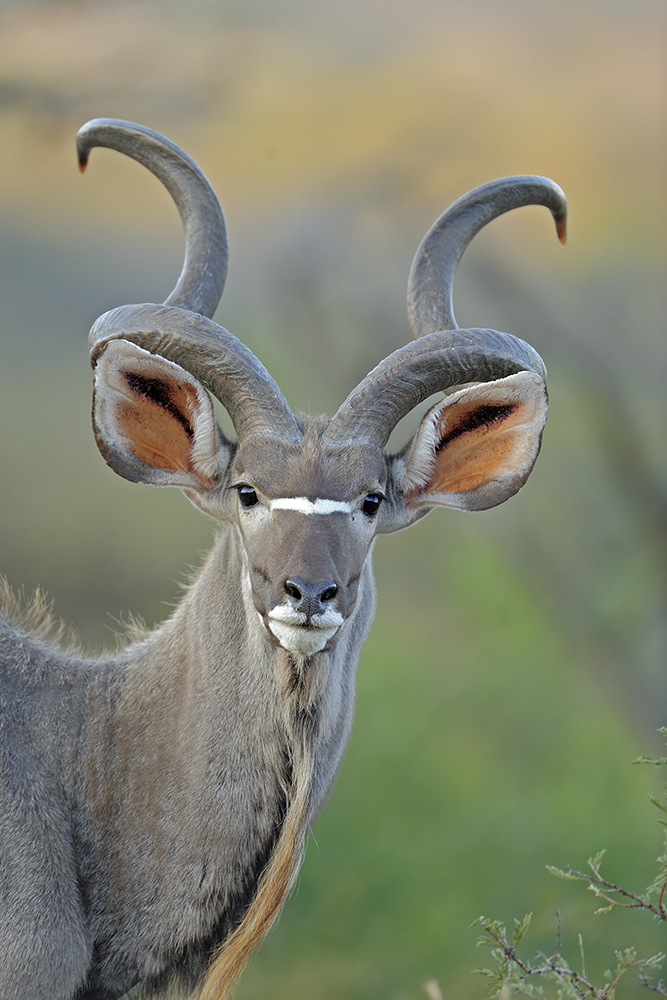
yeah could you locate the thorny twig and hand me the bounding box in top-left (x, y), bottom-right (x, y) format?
top-left (473, 733), bottom-right (667, 997)
top-left (474, 913), bottom-right (640, 999)
top-left (548, 853), bottom-right (667, 922)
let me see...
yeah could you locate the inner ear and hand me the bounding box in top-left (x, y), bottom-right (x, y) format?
top-left (93, 339), bottom-right (228, 490)
top-left (398, 371), bottom-right (547, 511)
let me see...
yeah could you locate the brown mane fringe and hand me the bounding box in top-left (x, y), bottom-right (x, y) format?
top-left (199, 656), bottom-right (321, 1000)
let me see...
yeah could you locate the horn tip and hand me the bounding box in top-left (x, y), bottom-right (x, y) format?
top-left (556, 217), bottom-right (567, 245)
top-left (78, 155), bottom-right (88, 174)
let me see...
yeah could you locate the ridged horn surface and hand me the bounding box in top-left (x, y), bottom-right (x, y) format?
top-left (324, 329), bottom-right (546, 448)
top-left (77, 118), bottom-right (228, 319)
top-left (408, 174), bottom-right (567, 337)
top-left (79, 119), bottom-right (300, 442)
top-left (325, 175), bottom-right (565, 448)
top-left (89, 304), bottom-right (300, 444)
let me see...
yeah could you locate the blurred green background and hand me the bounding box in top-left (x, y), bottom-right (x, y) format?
top-left (0, 0), bottom-right (664, 996)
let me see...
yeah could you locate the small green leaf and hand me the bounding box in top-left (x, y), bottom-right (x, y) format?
top-left (512, 913), bottom-right (532, 946)
top-left (546, 865), bottom-right (580, 880)
top-left (588, 849), bottom-right (606, 870)
top-left (471, 966), bottom-right (496, 979)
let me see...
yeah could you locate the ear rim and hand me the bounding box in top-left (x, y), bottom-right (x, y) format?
top-left (92, 339), bottom-right (233, 493)
top-left (394, 371), bottom-right (548, 514)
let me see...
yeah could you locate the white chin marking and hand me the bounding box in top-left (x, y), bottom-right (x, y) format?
top-left (268, 605), bottom-right (344, 654)
top-left (268, 620), bottom-right (340, 655)
top-left (270, 497), bottom-right (352, 515)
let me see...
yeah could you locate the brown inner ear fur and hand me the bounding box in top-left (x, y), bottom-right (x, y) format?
top-left (414, 397), bottom-right (539, 497)
top-left (116, 370), bottom-right (204, 480)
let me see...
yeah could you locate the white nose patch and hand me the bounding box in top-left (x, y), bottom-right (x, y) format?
top-left (269, 498), bottom-right (352, 515)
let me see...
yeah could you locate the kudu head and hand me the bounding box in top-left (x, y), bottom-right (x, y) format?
top-left (79, 119), bottom-right (566, 658)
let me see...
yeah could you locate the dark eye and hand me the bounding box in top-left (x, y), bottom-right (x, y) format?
top-left (237, 485), bottom-right (259, 508)
top-left (362, 493), bottom-right (383, 517)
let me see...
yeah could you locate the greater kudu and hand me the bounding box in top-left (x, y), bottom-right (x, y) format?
top-left (0, 119), bottom-right (566, 1000)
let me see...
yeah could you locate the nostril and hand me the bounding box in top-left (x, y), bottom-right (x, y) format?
top-left (285, 580), bottom-right (303, 602)
top-left (285, 578), bottom-right (337, 610)
top-left (319, 584), bottom-right (337, 603)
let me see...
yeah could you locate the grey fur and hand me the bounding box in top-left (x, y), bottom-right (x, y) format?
top-left (0, 120), bottom-right (565, 999)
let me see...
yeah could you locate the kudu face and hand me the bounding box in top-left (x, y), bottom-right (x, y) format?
top-left (232, 431), bottom-right (388, 654)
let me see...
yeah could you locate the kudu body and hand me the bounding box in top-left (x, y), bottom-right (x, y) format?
top-left (0, 119), bottom-right (566, 1000)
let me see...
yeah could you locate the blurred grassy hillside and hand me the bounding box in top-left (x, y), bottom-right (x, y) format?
top-left (0, 0), bottom-right (665, 996)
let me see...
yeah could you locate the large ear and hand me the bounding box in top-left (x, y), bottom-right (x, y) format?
top-left (92, 339), bottom-right (231, 493)
top-left (396, 371), bottom-right (547, 512)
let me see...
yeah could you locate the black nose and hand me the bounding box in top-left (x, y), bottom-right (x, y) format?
top-left (285, 578), bottom-right (338, 620)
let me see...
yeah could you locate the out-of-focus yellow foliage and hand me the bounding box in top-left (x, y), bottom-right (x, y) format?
top-left (0, 0), bottom-right (663, 259)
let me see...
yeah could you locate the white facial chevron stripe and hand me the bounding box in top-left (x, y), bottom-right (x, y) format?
top-left (270, 497), bottom-right (352, 515)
